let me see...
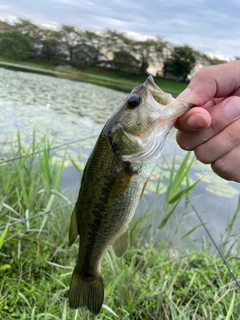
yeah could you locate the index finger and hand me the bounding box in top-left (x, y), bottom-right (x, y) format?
top-left (178, 60), bottom-right (240, 107)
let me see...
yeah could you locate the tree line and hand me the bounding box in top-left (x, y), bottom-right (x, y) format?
top-left (0, 18), bottom-right (236, 80)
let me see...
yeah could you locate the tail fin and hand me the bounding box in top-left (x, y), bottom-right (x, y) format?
top-left (69, 269), bottom-right (104, 315)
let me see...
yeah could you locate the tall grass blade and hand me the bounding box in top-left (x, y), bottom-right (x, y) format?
top-left (158, 200), bottom-right (180, 229)
top-left (17, 291), bottom-right (32, 309)
top-left (68, 153), bottom-right (82, 172)
top-left (169, 151), bottom-right (194, 197)
top-left (102, 304), bottom-right (119, 317)
top-left (180, 222), bottom-right (206, 240)
top-left (54, 151), bottom-right (67, 190)
top-left (226, 194), bottom-right (240, 234)
top-left (168, 180), bottom-right (199, 204)
top-left (61, 299), bottom-right (67, 320)
top-left (2, 202), bottom-right (20, 217)
top-left (0, 225), bottom-right (8, 249)
top-left (225, 291), bottom-right (235, 320)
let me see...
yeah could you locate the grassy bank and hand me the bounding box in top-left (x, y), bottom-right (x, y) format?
top-left (1, 133), bottom-right (240, 319)
top-left (0, 57), bottom-right (188, 96)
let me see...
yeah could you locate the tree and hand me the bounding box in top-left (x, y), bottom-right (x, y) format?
top-left (14, 19), bottom-right (41, 39)
top-left (41, 29), bottom-right (66, 61)
top-left (133, 39), bottom-right (158, 74)
top-left (194, 51), bottom-right (228, 67)
top-left (0, 20), bottom-right (13, 33)
top-left (104, 31), bottom-right (161, 74)
top-left (163, 45), bottom-right (196, 81)
top-left (0, 30), bottom-right (33, 61)
top-left (60, 25), bottom-right (82, 62)
top-left (153, 37), bottom-right (169, 70)
top-left (74, 44), bottom-right (103, 66)
top-left (103, 30), bottom-right (134, 58)
top-left (112, 50), bottom-right (141, 73)
top-left (13, 19), bottom-right (43, 57)
top-left (73, 31), bottom-right (107, 66)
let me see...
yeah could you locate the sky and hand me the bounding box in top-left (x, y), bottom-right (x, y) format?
top-left (0, 0), bottom-right (239, 60)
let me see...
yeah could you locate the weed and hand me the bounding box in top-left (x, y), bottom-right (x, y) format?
top-left (0, 133), bottom-right (240, 319)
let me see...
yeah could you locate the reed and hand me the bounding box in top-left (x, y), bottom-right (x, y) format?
top-left (0, 132), bottom-right (239, 319)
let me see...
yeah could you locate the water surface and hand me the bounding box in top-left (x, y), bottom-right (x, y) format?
top-left (1, 67), bottom-right (240, 247)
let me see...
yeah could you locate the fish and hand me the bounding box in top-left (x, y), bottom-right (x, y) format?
top-left (68, 75), bottom-right (193, 315)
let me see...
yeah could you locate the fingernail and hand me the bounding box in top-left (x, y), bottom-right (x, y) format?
top-left (187, 113), bottom-right (208, 129)
top-left (177, 88), bottom-right (192, 100)
top-left (224, 102), bottom-right (240, 120)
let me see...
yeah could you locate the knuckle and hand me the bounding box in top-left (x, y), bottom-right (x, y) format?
top-left (227, 95), bottom-right (240, 104)
top-left (225, 121), bottom-right (240, 143)
top-left (211, 158), bottom-right (240, 182)
top-left (176, 132), bottom-right (193, 150)
top-left (190, 67), bottom-right (218, 105)
top-left (194, 146), bottom-right (211, 164)
top-left (195, 65), bottom-right (214, 78)
top-left (193, 66), bottom-right (217, 84)
top-left (211, 158), bottom-right (228, 177)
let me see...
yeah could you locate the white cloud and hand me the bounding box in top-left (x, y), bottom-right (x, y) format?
top-left (0, 13), bottom-right (18, 22)
top-left (0, 0), bottom-right (239, 59)
top-left (51, 0), bottom-right (80, 5)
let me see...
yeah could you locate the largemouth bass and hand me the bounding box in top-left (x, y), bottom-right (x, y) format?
top-left (68, 76), bottom-right (193, 315)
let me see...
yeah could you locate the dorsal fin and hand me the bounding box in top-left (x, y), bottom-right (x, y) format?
top-left (69, 208), bottom-right (79, 247)
top-left (68, 158), bottom-right (91, 247)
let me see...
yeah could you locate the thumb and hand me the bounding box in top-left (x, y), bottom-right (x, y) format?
top-left (175, 107), bottom-right (211, 132)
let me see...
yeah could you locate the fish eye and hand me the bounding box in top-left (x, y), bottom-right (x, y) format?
top-left (127, 95), bottom-right (141, 108)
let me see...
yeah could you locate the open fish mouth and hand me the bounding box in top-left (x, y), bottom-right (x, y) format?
top-left (121, 76), bottom-right (195, 163)
top-left (144, 75), bottom-right (163, 92)
top-left (144, 75), bottom-right (194, 110)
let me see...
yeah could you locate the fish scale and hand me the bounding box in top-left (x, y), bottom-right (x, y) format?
top-left (68, 76), bottom-right (193, 315)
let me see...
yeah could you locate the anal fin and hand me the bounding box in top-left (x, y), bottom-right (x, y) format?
top-left (112, 227), bottom-right (129, 258)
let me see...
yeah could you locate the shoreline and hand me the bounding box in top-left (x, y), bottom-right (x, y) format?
top-left (0, 60), bottom-right (188, 95)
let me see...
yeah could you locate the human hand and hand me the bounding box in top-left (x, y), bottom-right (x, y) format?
top-left (175, 60), bottom-right (240, 182)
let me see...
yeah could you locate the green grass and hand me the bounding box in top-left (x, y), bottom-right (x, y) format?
top-left (76, 65), bottom-right (188, 95)
top-left (0, 55), bottom-right (57, 69)
top-left (1, 132), bottom-right (240, 319)
top-left (0, 57), bottom-right (188, 96)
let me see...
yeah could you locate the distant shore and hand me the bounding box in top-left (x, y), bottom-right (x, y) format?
top-left (0, 59), bottom-right (188, 96)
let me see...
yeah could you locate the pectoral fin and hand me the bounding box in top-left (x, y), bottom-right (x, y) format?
top-left (112, 227), bottom-right (129, 258)
top-left (69, 208), bottom-right (79, 247)
top-left (140, 178), bottom-right (149, 199)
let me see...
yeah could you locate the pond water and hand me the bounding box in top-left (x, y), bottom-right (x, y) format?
top-left (1, 67), bottom-right (240, 247)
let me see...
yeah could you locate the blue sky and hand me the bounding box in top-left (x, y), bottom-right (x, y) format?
top-left (1, 0), bottom-right (239, 59)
